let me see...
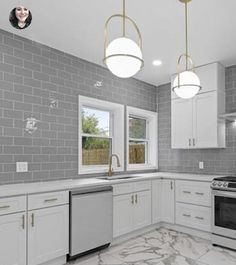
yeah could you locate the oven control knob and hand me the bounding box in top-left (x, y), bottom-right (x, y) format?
top-left (218, 182), bottom-right (222, 186)
top-left (223, 182), bottom-right (228, 187)
top-left (212, 181), bottom-right (217, 186)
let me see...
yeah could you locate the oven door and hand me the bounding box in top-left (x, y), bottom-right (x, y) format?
top-left (212, 189), bottom-right (236, 240)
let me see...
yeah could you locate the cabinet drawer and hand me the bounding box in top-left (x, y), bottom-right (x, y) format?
top-left (133, 181), bottom-right (151, 192)
top-left (113, 181), bottom-right (151, 196)
top-left (28, 191), bottom-right (69, 210)
top-left (0, 196), bottom-right (26, 215)
top-left (113, 183), bottom-right (133, 196)
top-left (176, 180), bottom-right (211, 206)
top-left (176, 202), bottom-right (211, 232)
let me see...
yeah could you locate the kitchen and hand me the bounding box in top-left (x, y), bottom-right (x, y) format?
top-left (0, 0), bottom-right (236, 265)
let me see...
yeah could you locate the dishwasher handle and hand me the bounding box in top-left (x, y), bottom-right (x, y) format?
top-left (70, 186), bottom-right (113, 196)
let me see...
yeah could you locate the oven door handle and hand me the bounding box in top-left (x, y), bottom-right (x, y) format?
top-left (212, 189), bottom-right (236, 198)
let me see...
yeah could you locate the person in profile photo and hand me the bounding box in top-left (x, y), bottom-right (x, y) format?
top-left (9, 6), bottom-right (32, 30)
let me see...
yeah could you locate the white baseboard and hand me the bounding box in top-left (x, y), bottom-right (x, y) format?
top-left (161, 222), bottom-right (211, 240)
top-left (111, 223), bottom-right (160, 246)
top-left (112, 222), bottom-right (211, 246)
top-left (42, 256), bottom-right (67, 265)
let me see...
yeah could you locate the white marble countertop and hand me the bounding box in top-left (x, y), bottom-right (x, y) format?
top-left (0, 172), bottom-right (225, 198)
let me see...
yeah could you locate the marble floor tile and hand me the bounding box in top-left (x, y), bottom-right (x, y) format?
top-left (198, 247), bottom-right (236, 265)
top-left (68, 252), bottom-right (126, 265)
top-left (67, 228), bottom-right (236, 265)
top-left (156, 254), bottom-right (207, 265)
top-left (110, 240), bottom-right (173, 264)
top-left (139, 228), bottom-right (179, 247)
top-left (163, 232), bottom-right (212, 260)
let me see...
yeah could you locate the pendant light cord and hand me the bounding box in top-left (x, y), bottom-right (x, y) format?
top-left (185, 2), bottom-right (188, 70)
top-left (123, 0), bottom-right (126, 36)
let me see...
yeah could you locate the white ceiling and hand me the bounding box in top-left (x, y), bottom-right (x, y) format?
top-left (1, 0), bottom-right (236, 86)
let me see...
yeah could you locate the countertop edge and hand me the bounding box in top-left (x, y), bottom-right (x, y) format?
top-left (0, 172), bottom-right (224, 198)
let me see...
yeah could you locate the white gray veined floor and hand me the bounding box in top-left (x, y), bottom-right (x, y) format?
top-left (67, 228), bottom-right (236, 265)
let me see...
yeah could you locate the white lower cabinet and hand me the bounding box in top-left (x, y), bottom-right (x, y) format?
top-left (0, 212), bottom-right (26, 265)
top-left (0, 191), bottom-right (69, 265)
top-left (161, 180), bottom-right (175, 224)
top-left (175, 180), bottom-right (212, 232)
top-left (152, 179), bottom-right (175, 224)
top-left (176, 203), bottom-right (211, 232)
top-left (152, 180), bottom-right (162, 223)
top-left (113, 194), bottom-right (133, 237)
top-left (152, 178), bottom-right (212, 233)
top-left (28, 205), bottom-right (69, 265)
top-left (133, 191), bottom-right (151, 231)
top-left (113, 181), bottom-right (151, 237)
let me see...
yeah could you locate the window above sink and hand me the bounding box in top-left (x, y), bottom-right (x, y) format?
top-left (78, 96), bottom-right (124, 174)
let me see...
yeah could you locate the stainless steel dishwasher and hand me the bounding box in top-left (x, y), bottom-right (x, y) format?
top-left (68, 186), bottom-right (113, 260)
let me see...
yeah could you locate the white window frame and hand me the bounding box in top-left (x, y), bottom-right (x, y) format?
top-left (78, 96), bottom-right (124, 174)
top-left (127, 106), bottom-right (158, 171)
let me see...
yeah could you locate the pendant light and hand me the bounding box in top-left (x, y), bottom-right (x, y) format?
top-left (103, 0), bottom-right (144, 78)
top-left (172, 0), bottom-right (201, 99)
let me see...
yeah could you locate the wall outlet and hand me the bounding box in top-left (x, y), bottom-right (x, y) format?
top-left (16, 162), bottom-right (28, 172)
top-left (199, 161), bottom-right (204, 169)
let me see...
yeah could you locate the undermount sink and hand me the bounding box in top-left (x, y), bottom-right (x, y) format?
top-left (99, 175), bottom-right (139, 181)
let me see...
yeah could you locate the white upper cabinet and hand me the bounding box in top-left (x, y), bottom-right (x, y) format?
top-left (171, 98), bottom-right (193, 149)
top-left (171, 62), bottom-right (225, 149)
top-left (171, 63), bottom-right (225, 99)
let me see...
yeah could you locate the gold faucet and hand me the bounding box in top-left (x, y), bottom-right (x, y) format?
top-left (108, 154), bottom-right (121, 177)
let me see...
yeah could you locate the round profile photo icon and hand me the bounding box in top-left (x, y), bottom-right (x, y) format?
top-left (9, 6), bottom-right (32, 30)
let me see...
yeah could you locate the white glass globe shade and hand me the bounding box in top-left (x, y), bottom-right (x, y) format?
top-left (173, 70), bottom-right (201, 99)
top-left (105, 37), bottom-right (143, 78)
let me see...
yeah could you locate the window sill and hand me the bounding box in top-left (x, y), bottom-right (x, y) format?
top-left (79, 166), bottom-right (124, 175)
top-left (127, 164), bottom-right (158, 171)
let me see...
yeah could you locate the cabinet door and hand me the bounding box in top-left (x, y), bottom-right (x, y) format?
top-left (193, 91), bottom-right (218, 148)
top-left (133, 190), bottom-right (151, 231)
top-left (171, 98), bottom-right (193, 148)
top-left (28, 205), bottom-right (69, 265)
top-left (161, 180), bottom-right (175, 224)
top-left (113, 194), bottom-right (133, 237)
top-left (152, 180), bottom-right (162, 224)
top-left (0, 213), bottom-right (26, 265)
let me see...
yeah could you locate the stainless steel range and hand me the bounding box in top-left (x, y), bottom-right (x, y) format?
top-left (211, 176), bottom-right (236, 250)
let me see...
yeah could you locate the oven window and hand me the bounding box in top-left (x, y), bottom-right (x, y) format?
top-left (215, 196), bottom-right (236, 230)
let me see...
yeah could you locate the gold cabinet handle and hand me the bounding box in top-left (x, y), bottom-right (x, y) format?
top-left (195, 192), bottom-right (204, 196)
top-left (193, 138), bottom-right (195, 146)
top-left (31, 213), bottom-right (35, 227)
top-left (131, 195), bottom-right (134, 204)
top-left (44, 198), bottom-right (58, 203)
top-left (183, 214), bottom-right (191, 218)
top-left (195, 216), bottom-right (204, 220)
top-left (135, 194), bottom-right (138, 204)
top-left (22, 214), bottom-right (25, 229)
top-left (170, 181), bottom-right (173, 190)
top-left (0, 205), bottom-right (10, 210)
top-left (189, 139), bottom-right (191, 146)
top-left (183, 190), bottom-right (191, 194)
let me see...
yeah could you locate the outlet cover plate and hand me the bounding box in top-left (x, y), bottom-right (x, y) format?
top-left (16, 162), bottom-right (28, 172)
top-left (199, 161), bottom-right (204, 169)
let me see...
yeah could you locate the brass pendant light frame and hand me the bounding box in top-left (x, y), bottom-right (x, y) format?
top-left (103, 0), bottom-right (144, 69)
top-left (172, 0), bottom-right (201, 92)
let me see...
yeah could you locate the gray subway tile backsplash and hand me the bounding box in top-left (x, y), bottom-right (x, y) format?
top-left (0, 27), bottom-right (235, 184)
top-left (0, 28), bottom-right (156, 184)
